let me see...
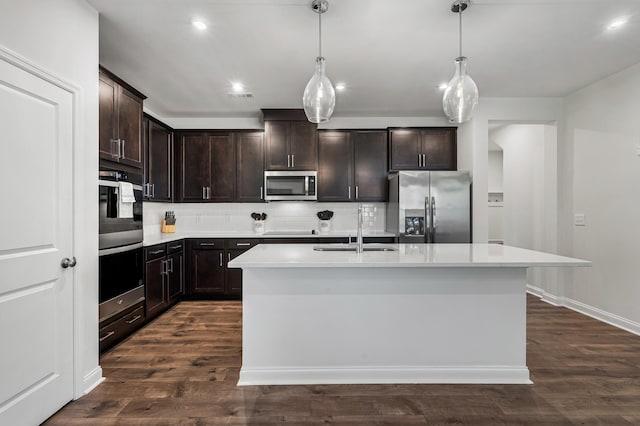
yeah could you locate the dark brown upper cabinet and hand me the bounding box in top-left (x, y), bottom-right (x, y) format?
top-left (318, 130), bottom-right (388, 202)
top-left (208, 133), bottom-right (235, 202)
top-left (175, 132), bottom-right (212, 202)
top-left (318, 131), bottom-right (353, 201)
top-left (388, 127), bottom-right (456, 171)
top-left (236, 132), bottom-right (265, 202)
top-left (99, 68), bottom-right (146, 169)
top-left (353, 130), bottom-right (389, 201)
top-left (263, 109), bottom-right (317, 171)
top-left (174, 131), bottom-right (264, 203)
top-left (143, 116), bottom-right (173, 202)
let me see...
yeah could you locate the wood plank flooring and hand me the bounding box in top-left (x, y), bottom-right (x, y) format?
top-left (45, 295), bottom-right (640, 425)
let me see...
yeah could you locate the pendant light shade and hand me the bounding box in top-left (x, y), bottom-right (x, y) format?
top-left (303, 0), bottom-right (336, 123)
top-left (442, 0), bottom-right (479, 123)
top-left (303, 57), bottom-right (335, 123)
top-left (442, 56), bottom-right (478, 123)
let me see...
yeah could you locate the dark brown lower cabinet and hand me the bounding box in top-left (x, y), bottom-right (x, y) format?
top-left (99, 303), bottom-right (145, 353)
top-left (144, 241), bottom-right (184, 320)
top-left (187, 238), bottom-right (259, 298)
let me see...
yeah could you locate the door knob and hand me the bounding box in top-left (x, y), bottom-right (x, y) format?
top-left (61, 257), bottom-right (77, 268)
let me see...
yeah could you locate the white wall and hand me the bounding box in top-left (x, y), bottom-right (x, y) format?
top-left (487, 150), bottom-right (503, 193)
top-left (564, 62), bottom-right (640, 333)
top-left (0, 0), bottom-right (101, 397)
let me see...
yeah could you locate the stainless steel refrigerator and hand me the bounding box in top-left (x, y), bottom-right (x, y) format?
top-left (386, 171), bottom-right (471, 243)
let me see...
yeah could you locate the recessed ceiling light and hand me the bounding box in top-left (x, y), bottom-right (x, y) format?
top-left (191, 19), bottom-right (207, 31)
top-left (438, 82), bottom-right (449, 91)
top-left (232, 82), bottom-right (244, 92)
top-left (607, 17), bottom-right (628, 31)
top-left (335, 83), bottom-right (346, 91)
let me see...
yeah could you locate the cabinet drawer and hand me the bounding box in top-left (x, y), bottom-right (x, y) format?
top-left (226, 239), bottom-right (260, 249)
top-left (167, 240), bottom-right (184, 254)
top-left (145, 244), bottom-right (167, 261)
top-left (190, 239), bottom-right (225, 249)
top-left (99, 305), bottom-right (145, 352)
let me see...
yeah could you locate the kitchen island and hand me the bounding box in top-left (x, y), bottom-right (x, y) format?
top-left (228, 243), bottom-right (589, 385)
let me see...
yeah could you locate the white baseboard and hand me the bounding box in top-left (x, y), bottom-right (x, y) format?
top-left (78, 367), bottom-right (104, 399)
top-left (527, 285), bottom-right (640, 337)
top-left (238, 366), bottom-right (532, 386)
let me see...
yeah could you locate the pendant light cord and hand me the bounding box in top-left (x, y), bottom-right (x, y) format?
top-left (319, 5), bottom-right (322, 58)
top-left (459, 1), bottom-right (463, 58)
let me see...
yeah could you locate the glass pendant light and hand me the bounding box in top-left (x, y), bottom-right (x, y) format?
top-left (442, 0), bottom-right (479, 123)
top-left (303, 0), bottom-right (335, 123)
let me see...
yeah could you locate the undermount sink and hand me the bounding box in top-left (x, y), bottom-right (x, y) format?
top-left (313, 244), bottom-right (397, 252)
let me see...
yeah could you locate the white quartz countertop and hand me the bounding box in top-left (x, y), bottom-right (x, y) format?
top-left (228, 243), bottom-right (591, 268)
top-left (143, 231), bottom-right (396, 247)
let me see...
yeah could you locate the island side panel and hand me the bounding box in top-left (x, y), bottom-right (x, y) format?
top-left (239, 267), bottom-right (530, 385)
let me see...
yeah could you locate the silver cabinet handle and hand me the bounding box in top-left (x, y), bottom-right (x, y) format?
top-left (168, 258), bottom-right (174, 273)
top-left (199, 242), bottom-right (217, 246)
top-left (202, 186), bottom-right (206, 199)
top-left (219, 252), bottom-right (223, 267)
top-left (99, 331), bottom-right (115, 342)
top-left (61, 257), bottom-right (77, 268)
top-left (161, 259), bottom-right (167, 275)
top-left (151, 183), bottom-right (155, 198)
top-left (125, 315), bottom-right (142, 324)
top-left (355, 186), bottom-right (359, 200)
top-left (418, 154), bottom-right (421, 168)
top-left (110, 139), bottom-right (120, 159)
top-left (291, 154), bottom-right (295, 168)
top-left (236, 243), bottom-right (251, 246)
top-left (423, 154), bottom-right (427, 167)
top-left (207, 187), bottom-right (211, 200)
top-left (348, 186), bottom-right (351, 199)
top-left (150, 249), bottom-right (164, 255)
top-left (228, 252), bottom-right (231, 262)
top-left (287, 154), bottom-right (291, 168)
top-left (121, 139), bottom-right (125, 159)
top-left (260, 186), bottom-right (263, 200)
top-left (169, 245), bottom-right (182, 250)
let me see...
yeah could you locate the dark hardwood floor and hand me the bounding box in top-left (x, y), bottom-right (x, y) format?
top-left (45, 295), bottom-right (640, 425)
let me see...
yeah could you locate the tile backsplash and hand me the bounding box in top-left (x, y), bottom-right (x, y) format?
top-left (143, 202), bottom-right (387, 238)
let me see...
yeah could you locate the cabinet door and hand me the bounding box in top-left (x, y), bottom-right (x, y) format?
top-left (389, 129), bottom-right (421, 170)
top-left (289, 121), bottom-right (318, 170)
top-left (146, 120), bottom-right (172, 201)
top-left (191, 249), bottom-right (226, 294)
top-left (145, 257), bottom-right (167, 318)
top-left (236, 132), bottom-right (264, 202)
top-left (225, 249), bottom-right (244, 296)
top-left (167, 252), bottom-right (183, 302)
top-left (117, 86), bottom-right (144, 168)
top-left (98, 75), bottom-right (117, 160)
top-left (318, 131), bottom-right (353, 201)
top-left (421, 129), bottom-right (457, 170)
top-left (178, 133), bottom-right (211, 201)
top-left (354, 131), bottom-right (388, 201)
top-left (265, 121), bottom-right (289, 170)
top-left (209, 134), bottom-right (235, 201)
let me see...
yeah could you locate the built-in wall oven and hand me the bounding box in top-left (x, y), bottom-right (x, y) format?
top-left (98, 169), bottom-right (144, 323)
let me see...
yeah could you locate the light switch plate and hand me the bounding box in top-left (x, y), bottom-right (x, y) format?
top-left (574, 214), bottom-right (586, 226)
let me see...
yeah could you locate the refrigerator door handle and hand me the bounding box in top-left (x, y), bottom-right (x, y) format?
top-left (424, 196), bottom-right (430, 243)
top-left (431, 196), bottom-right (436, 242)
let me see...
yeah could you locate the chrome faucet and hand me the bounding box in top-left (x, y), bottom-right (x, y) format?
top-left (356, 203), bottom-right (364, 253)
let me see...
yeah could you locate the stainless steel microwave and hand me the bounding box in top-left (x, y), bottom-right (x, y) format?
top-left (264, 171), bottom-right (317, 201)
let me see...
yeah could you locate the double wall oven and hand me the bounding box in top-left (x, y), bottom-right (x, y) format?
top-left (99, 169), bottom-right (144, 323)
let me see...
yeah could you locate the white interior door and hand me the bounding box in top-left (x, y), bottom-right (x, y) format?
top-left (0, 56), bottom-right (74, 424)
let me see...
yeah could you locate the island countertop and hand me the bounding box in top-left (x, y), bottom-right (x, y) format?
top-left (228, 243), bottom-right (591, 268)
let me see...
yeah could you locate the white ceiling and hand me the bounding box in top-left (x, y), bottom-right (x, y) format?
top-left (88, 0), bottom-right (640, 120)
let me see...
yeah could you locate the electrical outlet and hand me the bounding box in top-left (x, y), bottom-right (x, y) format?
top-left (574, 214), bottom-right (586, 226)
